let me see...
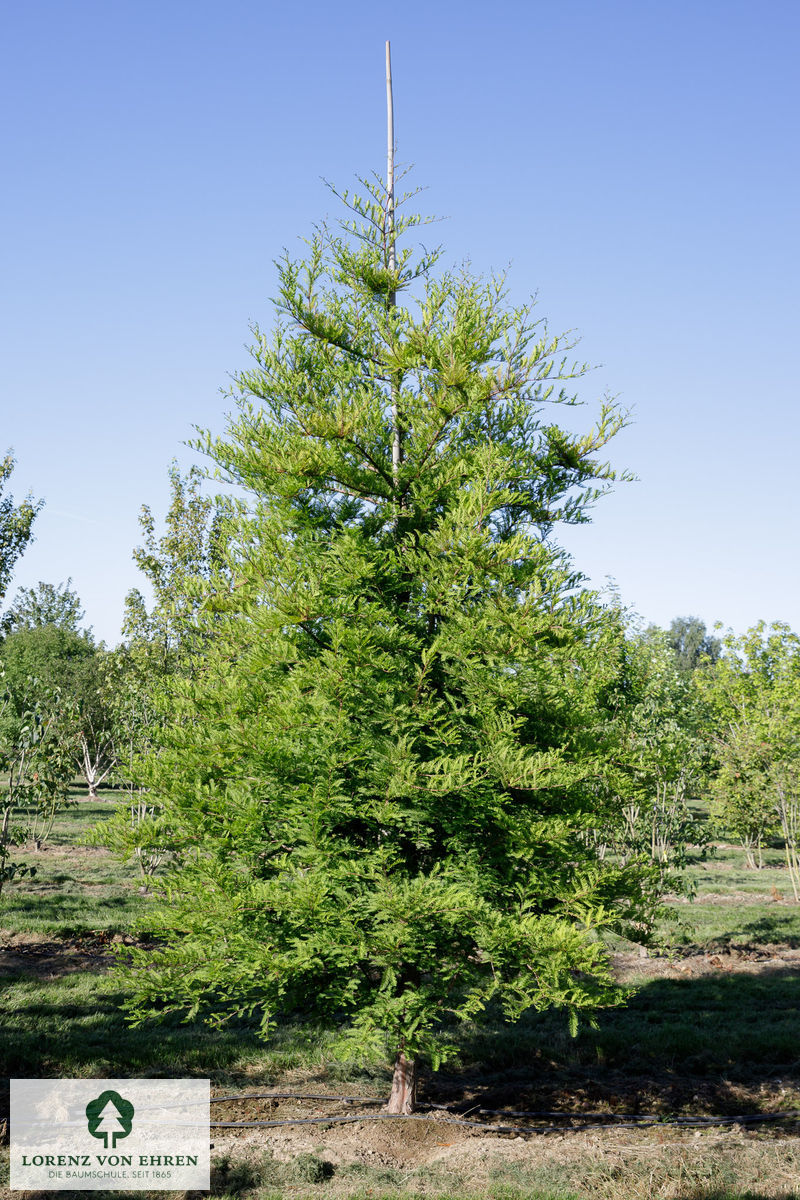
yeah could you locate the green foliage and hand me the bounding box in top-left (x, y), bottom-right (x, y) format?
top-left (122, 461), bottom-right (233, 669)
top-left (666, 616), bottom-right (721, 674)
top-left (0, 677), bottom-right (75, 898)
top-left (0, 451), bottom-right (42, 607)
top-left (606, 627), bottom-right (710, 881)
top-left (117, 176), bottom-right (661, 1082)
top-left (0, 593), bottom-right (101, 888)
top-left (87, 465), bottom-right (234, 877)
top-left (0, 615), bottom-right (118, 798)
top-left (2, 578), bottom-right (87, 635)
top-left (699, 622), bottom-right (800, 882)
top-left (83, 787), bottom-right (171, 880)
top-left (0, 622), bottom-right (96, 702)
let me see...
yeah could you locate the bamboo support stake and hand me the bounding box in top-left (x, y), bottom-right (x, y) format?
top-left (385, 40), bottom-right (401, 500)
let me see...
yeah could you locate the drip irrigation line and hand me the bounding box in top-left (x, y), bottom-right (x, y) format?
top-left (209, 1110), bottom-right (800, 1136)
top-left (210, 1114), bottom-right (581, 1133)
top-left (422, 1103), bottom-right (656, 1120)
top-left (210, 1091), bottom-right (661, 1120)
top-left (210, 1093), bottom-right (382, 1106)
top-left (207, 1091), bottom-right (800, 1134)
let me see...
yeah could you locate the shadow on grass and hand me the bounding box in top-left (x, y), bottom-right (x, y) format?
top-left (726, 913), bottom-right (800, 948)
top-left (6, 892), bottom-right (132, 912)
top-left (437, 966), bottom-right (800, 1115)
top-left (0, 985), bottom-right (264, 1080)
top-left (666, 906), bottom-right (800, 951)
top-left (4, 963), bottom-right (800, 1137)
top-left (676, 1194), bottom-right (799, 1200)
top-left (1, 890), bottom-right (141, 935)
top-left (0, 971), bottom-right (271, 1156)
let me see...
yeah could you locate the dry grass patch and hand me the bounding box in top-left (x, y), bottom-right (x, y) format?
top-left (202, 1123), bottom-right (800, 1198)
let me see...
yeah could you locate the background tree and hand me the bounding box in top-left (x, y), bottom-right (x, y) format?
top-left (0, 679), bottom-right (75, 864)
top-left (0, 451), bottom-right (42, 607)
top-left (85, 465), bottom-right (233, 876)
top-left (122, 462), bottom-right (232, 672)
top-left (0, 584), bottom-right (114, 799)
top-left (2, 578), bottom-right (86, 636)
top-left (68, 651), bottom-right (118, 800)
top-left (83, 645), bottom-right (172, 883)
top-left (118, 177), bottom-right (663, 1112)
top-left (0, 633), bottom-right (77, 892)
top-left (0, 623), bottom-right (95, 716)
top-left (613, 627), bottom-right (709, 879)
top-left (699, 623), bottom-right (800, 880)
top-left (666, 615), bottom-right (721, 674)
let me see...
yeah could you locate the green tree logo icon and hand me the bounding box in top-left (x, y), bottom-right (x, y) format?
top-left (85, 1090), bottom-right (135, 1149)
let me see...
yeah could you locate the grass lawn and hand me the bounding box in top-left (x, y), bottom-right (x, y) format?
top-left (1, 795), bottom-right (146, 936)
top-left (659, 835), bottom-right (800, 948)
top-left (2, 801), bottom-right (800, 1199)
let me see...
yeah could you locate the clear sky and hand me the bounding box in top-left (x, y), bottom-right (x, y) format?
top-left (2, 0), bottom-right (798, 645)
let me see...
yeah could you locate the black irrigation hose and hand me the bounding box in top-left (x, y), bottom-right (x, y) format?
top-left (423, 1103), bottom-right (656, 1120)
top-left (210, 1114), bottom-right (604, 1134)
top-left (210, 1092), bottom-right (383, 1105)
top-left (210, 1111), bottom-right (800, 1135)
top-left (210, 1093), bottom-right (653, 1119)
top-left (207, 1099), bottom-right (800, 1137)
top-left (209, 1091), bottom-right (800, 1128)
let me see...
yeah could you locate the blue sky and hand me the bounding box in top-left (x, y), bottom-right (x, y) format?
top-left (2, 0), bottom-right (798, 644)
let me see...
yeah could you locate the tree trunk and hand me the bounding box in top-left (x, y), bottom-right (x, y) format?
top-left (386, 1048), bottom-right (417, 1114)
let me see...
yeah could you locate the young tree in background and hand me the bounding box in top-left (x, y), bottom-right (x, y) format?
top-left (2, 578), bottom-right (86, 636)
top-left (0, 584), bottom-right (115, 799)
top-left (0, 594), bottom-right (84, 883)
top-left (118, 178), bottom-right (664, 1111)
top-left (0, 679), bottom-right (75, 896)
top-left (699, 623), bottom-right (800, 880)
top-left (122, 462), bottom-right (232, 672)
top-left (0, 623), bottom-right (95, 713)
top-left (83, 649), bottom-right (171, 881)
top-left (86, 465), bottom-right (232, 877)
top-left (666, 616), bottom-right (721, 674)
top-left (609, 627), bottom-right (708, 879)
top-left (0, 452), bottom-right (42, 607)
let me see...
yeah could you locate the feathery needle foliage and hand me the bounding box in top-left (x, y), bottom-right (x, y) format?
top-left (118, 176), bottom-right (661, 1110)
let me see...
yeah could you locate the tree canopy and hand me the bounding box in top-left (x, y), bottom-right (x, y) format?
top-left (118, 177), bottom-right (662, 1110)
top-left (0, 452), bottom-right (41, 608)
top-left (2, 579), bottom-right (86, 636)
top-left (666, 615), bottom-right (721, 674)
top-left (698, 622), bottom-right (800, 880)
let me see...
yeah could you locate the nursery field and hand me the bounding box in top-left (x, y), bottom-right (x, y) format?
top-left (2, 797), bottom-right (800, 1200)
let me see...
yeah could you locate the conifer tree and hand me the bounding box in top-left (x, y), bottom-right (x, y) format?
top-left (120, 177), bottom-right (660, 1111)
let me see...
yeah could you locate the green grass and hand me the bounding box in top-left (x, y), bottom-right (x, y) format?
top-left (46, 791), bottom-right (127, 842)
top-left (665, 900), bottom-right (800, 947)
top-left (1, 794), bottom-right (146, 935)
top-left (4, 804), bottom-right (800, 1096)
top-left (2, 961), bottom-right (800, 1106)
top-left (0, 971), bottom-right (266, 1079)
top-left (640, 836), bottom-right (800, 948)
top-left (5, 803), bottom-right (800, 1199)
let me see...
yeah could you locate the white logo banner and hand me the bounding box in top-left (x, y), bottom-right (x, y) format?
top-left (11, 1078), bottom-right (210, 1190)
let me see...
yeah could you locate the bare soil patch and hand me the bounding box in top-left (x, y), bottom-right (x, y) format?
top-left (0, 930), bottom-right (132, 979)
top-left (9, 930), bottom-right (800, 983)
top-left (611, 943), bottom-right (800, 982)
